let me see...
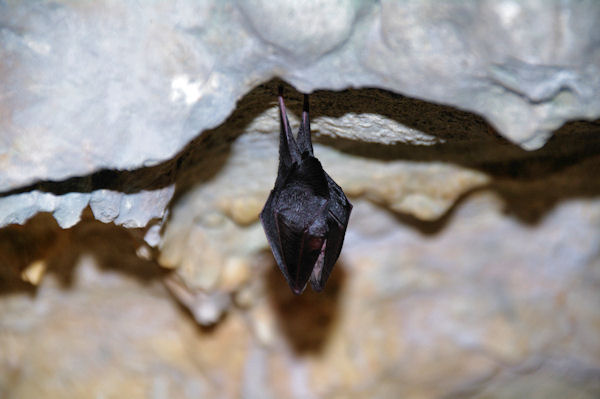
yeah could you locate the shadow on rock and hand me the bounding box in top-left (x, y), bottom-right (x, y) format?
top-left (0, 209), bottom-right (167, 296)
top-left (264, 252), bottom-right (347, 355)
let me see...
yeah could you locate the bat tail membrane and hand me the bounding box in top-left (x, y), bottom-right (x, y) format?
top-left (296, 93), bottom-right (314, 156)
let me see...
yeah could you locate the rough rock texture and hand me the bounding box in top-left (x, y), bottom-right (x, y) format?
top-left (1, 1), bottom-right (600, 398)
top-left (1, 194), bottom-right (600, 398)
top-left (1, 0), bottom-right (600, 228)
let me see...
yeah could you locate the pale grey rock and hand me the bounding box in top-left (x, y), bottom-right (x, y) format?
top-left (143, 223), bottom-right (163, 248)
top-left (0, 192), bottom-right (57, 226)
top-left (1, 0), bottom-right (599, 228)
top-left (50, 192), bottom-right (89, 228)
top-left (0, 187), bottom-right (172, 229)
top-left (112, 186), bottom-right (175, 229)
top-left (89, 190), bottom-right (124, 223)
top-left (237, 0), bottom-right (357, 61)
top-left (0, 191), bottom-right (88, 228)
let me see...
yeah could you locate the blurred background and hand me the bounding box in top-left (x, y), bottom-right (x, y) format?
top-left (1, 1), bottom-right (600, 398)
top-left (1, 84), bottom-right (599, 398)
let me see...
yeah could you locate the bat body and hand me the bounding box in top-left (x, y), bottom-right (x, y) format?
top-left (260, 88), bottom-right (352, 294)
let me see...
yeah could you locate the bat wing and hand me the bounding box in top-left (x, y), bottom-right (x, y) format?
top-left (261, 158), bottom-right (330, 294)
top-left (274, 208), bottom-right (327, 294)
top-left (260, 190), bottom-right (287, 279)
top-left (309, 173), bottom-right (352, 291)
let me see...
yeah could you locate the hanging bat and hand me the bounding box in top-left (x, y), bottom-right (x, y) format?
top-left (260, 87), bottom-right (352, 294)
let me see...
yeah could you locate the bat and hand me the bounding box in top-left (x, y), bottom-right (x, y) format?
top-left (260, 87), bottom-right (352, 294)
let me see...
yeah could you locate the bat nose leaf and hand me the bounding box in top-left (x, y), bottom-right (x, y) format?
top-left (260, 88), bottom-right (352, 294)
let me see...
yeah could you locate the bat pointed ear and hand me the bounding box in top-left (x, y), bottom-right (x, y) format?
top-left (278, 88), bottom-right (301, 165)
top-left (296, 94), bottom-right (314, 156)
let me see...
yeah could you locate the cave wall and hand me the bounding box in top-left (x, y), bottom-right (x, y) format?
top-left (1, 1), bottom-right (600, 398)
top-left (1, 0), bottom-right (600, 229)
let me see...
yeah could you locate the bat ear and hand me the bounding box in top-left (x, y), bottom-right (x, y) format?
top-left (278, 87), bottom-right (301, 167)
top-left (296, 94), bottom-right (314, 156)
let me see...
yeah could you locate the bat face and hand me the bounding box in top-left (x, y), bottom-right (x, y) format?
top-left (260, 88), bottom-right (352, 294)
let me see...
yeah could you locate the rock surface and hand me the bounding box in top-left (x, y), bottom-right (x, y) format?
top-left (1, 193), bottom-right (600, 398)
top-left (1, 0), bottom-right (600, 228)
top-left (1, 1), bottom-right (600, 398)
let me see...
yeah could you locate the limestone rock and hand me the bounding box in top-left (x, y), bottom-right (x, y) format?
top-left (1, 192), bottom-right (599, 398)
top-left (1, 1), bottom-right (600, 398)
top-left (1, 0), bottom-right (600, 228)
